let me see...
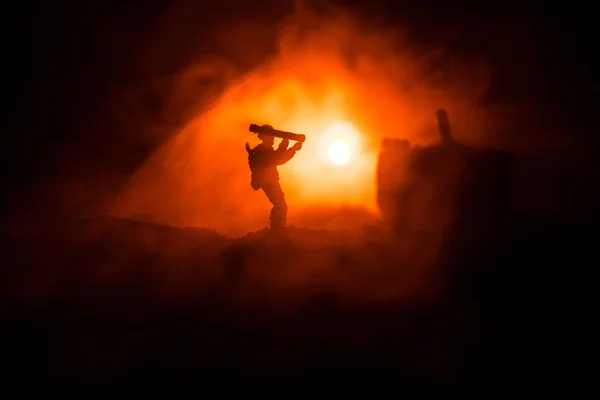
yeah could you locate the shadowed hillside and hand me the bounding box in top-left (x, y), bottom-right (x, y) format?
top-left (1, 213), bottom-right (592, 387)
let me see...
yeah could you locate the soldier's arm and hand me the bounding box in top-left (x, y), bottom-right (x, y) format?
top-left (274, 147), bottom-right (298, 165)
top-left (276, 139), bottom-right (289, 152)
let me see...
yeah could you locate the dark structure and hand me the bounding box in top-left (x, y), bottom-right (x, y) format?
top-left (376, 107), bottom-right (599, 243)
top-left (376, 109), bottom-right (512, 257)
top-left (376, 108), bottom-right (600, 383)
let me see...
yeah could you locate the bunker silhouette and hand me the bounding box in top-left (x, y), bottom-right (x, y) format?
top-left (376, 109), bottom-right (512, 256)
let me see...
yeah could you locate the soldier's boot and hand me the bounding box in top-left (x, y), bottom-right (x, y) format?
top-left (269, 204), bottom-right (288, 235)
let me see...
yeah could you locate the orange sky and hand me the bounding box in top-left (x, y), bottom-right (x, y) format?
top-left (113, 6), bottom-right (491, 236)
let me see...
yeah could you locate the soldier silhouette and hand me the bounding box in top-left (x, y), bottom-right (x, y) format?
top-left (245, 124), bottom-right (303, 231)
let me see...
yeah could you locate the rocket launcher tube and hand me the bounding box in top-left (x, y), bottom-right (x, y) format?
top-left (249, 124), bottom-right (306, 143)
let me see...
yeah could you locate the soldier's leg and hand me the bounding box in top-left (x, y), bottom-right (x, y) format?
top-left (262, 182), bottom-right (288, 229)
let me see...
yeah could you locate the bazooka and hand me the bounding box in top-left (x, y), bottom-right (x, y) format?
top-left (249, 124), bottom-right (306, 143)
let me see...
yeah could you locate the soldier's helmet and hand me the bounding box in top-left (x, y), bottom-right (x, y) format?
top-left (258, 124), bottom-right (275, 140)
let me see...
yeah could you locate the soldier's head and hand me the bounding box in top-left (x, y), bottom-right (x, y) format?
top-left (257, 124), bottom-right (275, 146)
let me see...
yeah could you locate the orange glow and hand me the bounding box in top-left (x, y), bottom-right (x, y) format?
top-left (327, 140), bottom-right (351, 165)
top-left (282, 119), bottom-right (373, 209)
top-left (321, 121), bottom-right (359, 166)
top-left (113, 6), bottom-right (491, 236)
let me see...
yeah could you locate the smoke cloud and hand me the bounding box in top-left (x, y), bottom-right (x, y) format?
top-left (112, 1), bottom-right (493, 236)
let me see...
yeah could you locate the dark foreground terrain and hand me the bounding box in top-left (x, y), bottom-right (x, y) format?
top-left (0, 214), bottom-right (592, 388)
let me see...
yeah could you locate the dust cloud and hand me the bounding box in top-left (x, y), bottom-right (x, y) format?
top-left (113, 1), bottom-right (492, 236)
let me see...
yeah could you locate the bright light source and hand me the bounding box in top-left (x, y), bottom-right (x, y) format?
top-left (318, 121), bottom-right (361, 166)
top-left (327, 140), bottom-right (351, 165)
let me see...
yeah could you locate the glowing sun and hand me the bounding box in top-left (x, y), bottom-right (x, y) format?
top-left (319, 121), bottom-right (361, 166)
top-left (327, 140), bottom-right (351, 165)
